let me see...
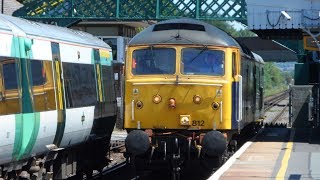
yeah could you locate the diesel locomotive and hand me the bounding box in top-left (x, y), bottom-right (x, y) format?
top-left (0, 14), bottom-right (117, 179)
top-left (124, 18), bottom-right (264, 175)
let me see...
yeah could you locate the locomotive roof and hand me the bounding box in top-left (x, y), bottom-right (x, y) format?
top-left (252, 52), bottom-right (265, 64)
top-left (129, 18), bottom-right (240, 48)
top-left (0, 14), bottom-right (110, 50)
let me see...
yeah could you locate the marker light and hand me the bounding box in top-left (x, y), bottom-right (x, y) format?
top-left (212, 102), bottom-right (220, 110)
top-left (193, 95), bottom-right (202, 104)
top-left (169, 98), bottom-right (176, 109)
top-left (136, 101), bottom-right (143, 109)
top-left (153, 94), bottom-right (162, 104)
top-left (180, 115), bottom-right (191, 126)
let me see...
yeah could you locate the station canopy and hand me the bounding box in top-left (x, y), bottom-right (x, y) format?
top-left (237, 37), bottom-right (298, 62)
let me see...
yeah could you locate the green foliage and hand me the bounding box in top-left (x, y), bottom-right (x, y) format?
top-left (206, 20), bottom-right (256, 37)
top-left (264, 62), bottom-right (292, 97)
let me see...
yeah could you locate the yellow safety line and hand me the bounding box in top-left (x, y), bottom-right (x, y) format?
top-left (276, 129), bottom-right (295, 180)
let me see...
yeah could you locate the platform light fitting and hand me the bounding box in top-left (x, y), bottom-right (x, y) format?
top-left (281, 11), bottom-right (291, 20)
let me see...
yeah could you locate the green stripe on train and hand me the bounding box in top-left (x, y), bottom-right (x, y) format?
top-left (12, 113), bottom-right (40, 160)
top-left (12, 37), bottom-right (40, 160)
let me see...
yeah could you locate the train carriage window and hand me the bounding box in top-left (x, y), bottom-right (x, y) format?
top-left (63, 62), bottom-right (97, 108)
top-left (182, 48), bottom-right (224, 76)
top-left (31, 60), bottom-right (45, 86)
top-left (1, 58), bottom-right (21, 115)
top-left (132, 48), bottom-right (176, 75)
top-left (3, 62), bottom-right (18, 90)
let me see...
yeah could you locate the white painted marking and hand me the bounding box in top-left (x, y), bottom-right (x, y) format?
top-left (208, 141), bottom-right (253, 180)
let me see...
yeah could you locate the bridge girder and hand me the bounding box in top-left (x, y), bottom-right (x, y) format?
top-left (13, 0), bottom-right (247, 27)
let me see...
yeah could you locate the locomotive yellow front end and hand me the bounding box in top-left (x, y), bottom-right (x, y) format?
top-left (125, 45), bottom-right (235, 131)
top-left (124, 44), bottom-right (240, 160)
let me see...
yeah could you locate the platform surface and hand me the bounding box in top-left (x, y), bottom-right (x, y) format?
top-left (210, 127), bottom-right (320, 180)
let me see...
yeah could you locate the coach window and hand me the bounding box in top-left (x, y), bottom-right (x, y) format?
top-left (132, 48), bottom-right (176, 75)
top-left (1, 59), bottom-right (21, 114)
top-left (31, 60), bottom-right (45, 86)
top-left (63, 63), bottom-right (97, 108)
top-left (31, 59), bottom-right (51, 112)
top-left (182, 48), bottom-right (224, 76)
top-left (3, 61), bottom-right (18, 90)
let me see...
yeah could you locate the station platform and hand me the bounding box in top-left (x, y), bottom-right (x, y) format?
top-left (210, 127), bottom-right (320, 180)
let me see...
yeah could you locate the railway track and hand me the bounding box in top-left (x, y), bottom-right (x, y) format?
top-left (264, 90), bottom-right (289, 127)
top-left (264, 90), bottom-right (289, 112)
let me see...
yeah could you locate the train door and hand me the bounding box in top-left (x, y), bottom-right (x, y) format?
top-left (93, 49), bottom-right (103, 120)
top-left (51, 42), bottom-right (66, 147)
top-left (232, 50), bottom-right (242, 130)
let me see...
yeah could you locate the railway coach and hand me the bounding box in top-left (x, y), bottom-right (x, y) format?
top-left (0, 14), bottom-right (117, 179)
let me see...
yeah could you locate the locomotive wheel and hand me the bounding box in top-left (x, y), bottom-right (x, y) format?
top-left (200, 149), bottom-right (228, 171)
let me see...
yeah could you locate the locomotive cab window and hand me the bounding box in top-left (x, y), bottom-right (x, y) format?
top-left (132, 48), bottom-right (176, 75)
top-left (182, 48), bottom-right (224, 76)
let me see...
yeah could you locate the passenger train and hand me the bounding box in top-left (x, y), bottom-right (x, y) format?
top-left (0, 14), bottom-right (117, 179)
top-left (124, 18), bottom-right (264, 176)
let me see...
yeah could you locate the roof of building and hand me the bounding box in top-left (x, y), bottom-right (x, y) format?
top-left (0, 0), bottom-right (23, 15)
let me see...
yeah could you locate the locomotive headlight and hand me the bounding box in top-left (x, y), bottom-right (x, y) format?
top-left (212, 102), bottom-right (220, 110)
top-left (180, 115), bottom-right (191, 126)
top-left (153, 94), bottom-right (162, 104)
top-left (136, 101), bottom-right (143, 109)
top-left (193, 95), bottom-right (202, 104)
top-left (169, 98), bottom-right (176, 109)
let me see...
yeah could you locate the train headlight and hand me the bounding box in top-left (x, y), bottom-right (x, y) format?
top-left (136, 101), bottom-right (143, 109)
top-left (180, 115), bottom-right (191, 126)
top-left (153, 94), bottom-right (162, 104)
top-left (169, 98), bottom-right (176, 109)
top-left (212, 102), bottom-right (220, 110)
top-left (193, 95), bottom-right (202, 104)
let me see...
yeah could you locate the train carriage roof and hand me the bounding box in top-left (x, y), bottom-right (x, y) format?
top-left (129, 18), bottom-right (240, 48)
top-left (0, 14), bottom-right (110, 50)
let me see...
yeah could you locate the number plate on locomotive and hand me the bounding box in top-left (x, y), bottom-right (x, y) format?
top-left (191, 120), bottom-right (205, 126)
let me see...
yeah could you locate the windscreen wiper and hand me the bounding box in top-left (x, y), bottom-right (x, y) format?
top-left (190, 46), bottom-right (208, 63)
